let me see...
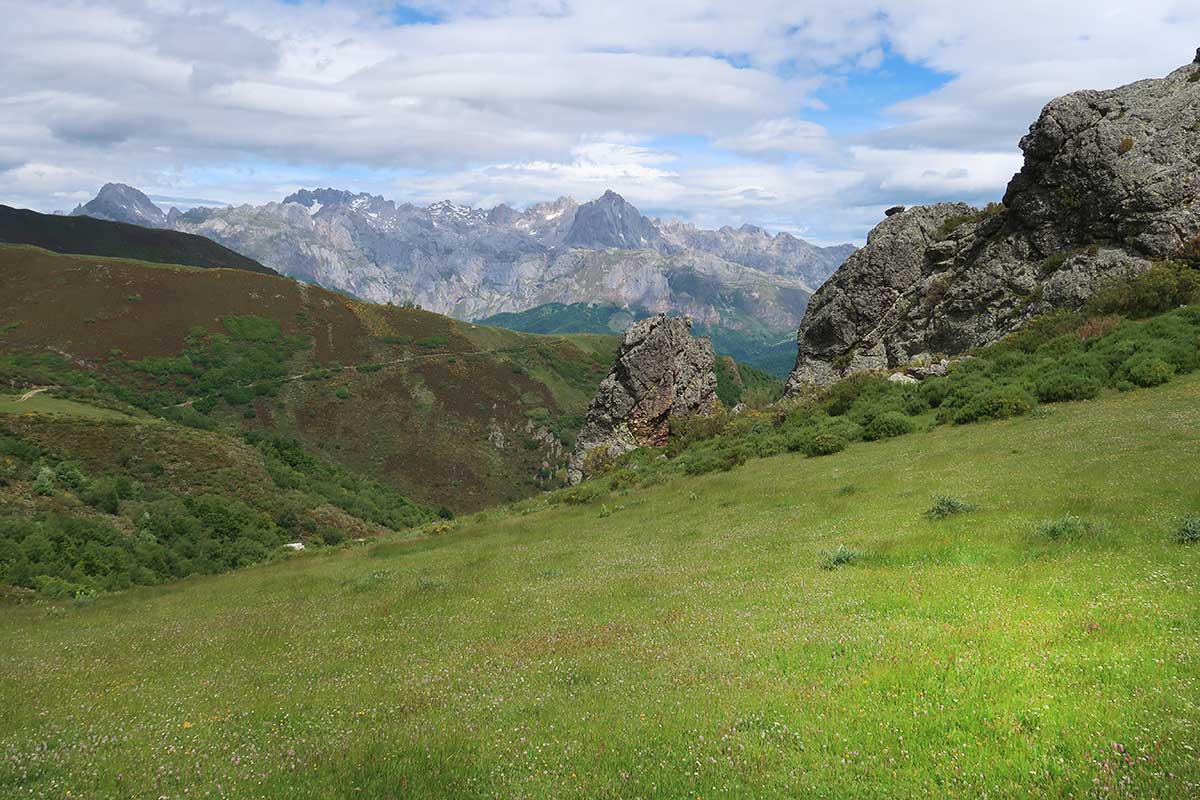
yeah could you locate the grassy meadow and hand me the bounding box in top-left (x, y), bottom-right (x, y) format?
top-left (2, 374), bottom-right (1199, 798)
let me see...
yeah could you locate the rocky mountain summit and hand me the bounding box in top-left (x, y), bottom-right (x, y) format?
top-left (786, 54), bottom-right (1200, 393)
top-left (562, 190), bottom-right (674, 253)
top-left (71, 183), bottom-right (172, 228)
top-left (568, 315), bottom-right (718, 484)
top-left (69, 186), bottom-right (852, 342)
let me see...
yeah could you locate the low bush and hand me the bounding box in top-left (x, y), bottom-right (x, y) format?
top-left (862, 411), bottom-right (917, 441)
top-left (1035, 370), bottom-right (1101, 402)
top-left (1120, 353), bottom-right (1174, 387)
top-left (952, 387), bottom-right (1035, 424)
top-left (1087, 261), bottom-right (1200, 318)
top-left (642, 301), bottom-right (1200, 488)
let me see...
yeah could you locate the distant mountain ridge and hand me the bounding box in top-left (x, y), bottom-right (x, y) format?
top-left (0, 204), bottom-right (275, 274)
top-left (68, 184), bottom-right (853, 340)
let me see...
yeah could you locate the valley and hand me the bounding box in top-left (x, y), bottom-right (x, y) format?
top-left (0, 244), bottom-right (621, 512)
top-left (67, 185), bottom-right (850, 374)
top-left (2, 15), bottom-right (1199, 797)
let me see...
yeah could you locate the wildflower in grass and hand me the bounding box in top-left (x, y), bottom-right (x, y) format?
top-left (925, 495), bottom-right (976, 519)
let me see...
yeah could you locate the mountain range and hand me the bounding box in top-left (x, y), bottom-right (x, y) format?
top-left (69, 184), bottom-right (853, 354)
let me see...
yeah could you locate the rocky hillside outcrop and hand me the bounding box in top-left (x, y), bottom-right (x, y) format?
top-left (786, 53), bottom-right (1200, 393)
top-left (568, 315), bottom-right (717, 484)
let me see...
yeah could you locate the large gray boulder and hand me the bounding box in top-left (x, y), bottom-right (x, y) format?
top-left (1004, 60), bottom-right (1200, 258)
top-left (568, 315), bottom-right (717, 483)
top-left (785, 203), bottom-right (973, 390)
top-left (786, 53), bottom-right (1200, 393)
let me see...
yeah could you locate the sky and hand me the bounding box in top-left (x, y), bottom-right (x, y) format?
top-left (0, 1), bottom-right (1196, 245)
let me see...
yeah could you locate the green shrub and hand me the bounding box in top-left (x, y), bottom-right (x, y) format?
top-left (1120, 353), bottom-right (1174, 387)
top-left (317, 527), bottom-right (346, 546)
top-left (783, 415), bottom-right (860, 458)
top-left (819, 544), bottom-right (863, 570)
top-left (1176, 515), bottom-right (1200, 544)
top-left (925, 495), bottom-right (975, 519)
top-left (920, 377), bottom-right (951, 408)
top-left (803, 431), bottom-right (848, 457)
top-left (1087, 261), bottom-right (1200, 318)
top-left (559, 481), bottom-right (608, 505)
top-left (952, 387), bottom-right (1035, 424)
top-left (862, 411), bottom-right (916, 441)
top-left (1034, 370), bottom-right (1101, 402)
top-left (53, 461), bottom-right (87, 490)
top-left (33, 466), bottom-right (55, 496)
top-left (335, 386), bottom-right (351, 400)
top-left (680, 442), bottom-right (748, 475)
top-left (223, 385), bottom-right (254, 405)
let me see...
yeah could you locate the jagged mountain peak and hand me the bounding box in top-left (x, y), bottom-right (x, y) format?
top-left (283, 188), bottom-right (358, 207)
top-left (71, 183), bottom-right (167, 228)
top-left (562, 189), bottom-right (673, 254)
top-left (67, 181), bottom-right (855, 325)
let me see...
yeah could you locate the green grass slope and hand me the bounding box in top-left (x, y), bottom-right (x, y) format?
top-left (2, 375), bottom-right (1197, 798)
top-left (0, 244), bottom-right (618, 511)
top-left (0, 205), bottom-right (276, 274)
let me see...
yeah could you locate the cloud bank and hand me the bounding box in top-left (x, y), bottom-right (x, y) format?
top-left (0, 0), bottom-right (1195, 243)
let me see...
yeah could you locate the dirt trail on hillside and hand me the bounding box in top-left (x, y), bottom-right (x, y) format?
top-left (15, 387), bottom-right (49, 402)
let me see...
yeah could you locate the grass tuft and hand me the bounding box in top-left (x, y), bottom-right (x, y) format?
top-left (1176, 515), bottom-right (1200, 544)
top-left (924, 495), bottom-right (976, 519)
top-left (1035, 515), bottom-right (1097, 540)
top-left (346, 570), bottom-right (392, 593)
top-left (819, 543), bottom-right (864, 570)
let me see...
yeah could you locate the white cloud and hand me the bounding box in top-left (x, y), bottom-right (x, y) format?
top-left (849, 146), bottom-right (1023, 196)
top-left (715, 119), bottom-right (834, 159)
top-left (0, 0), bottom-right (1195, 241)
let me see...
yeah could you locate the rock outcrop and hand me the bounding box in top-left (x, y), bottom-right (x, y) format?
top-left (568, 315), bottom-right (718, 483)
top-left (786, 54), bottom-right (1200, 393)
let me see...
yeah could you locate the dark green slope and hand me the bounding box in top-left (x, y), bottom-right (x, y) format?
top-left (479, 301), bottom-right (798, 377)
top-left (0, 204), bottom-right (276, 274)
